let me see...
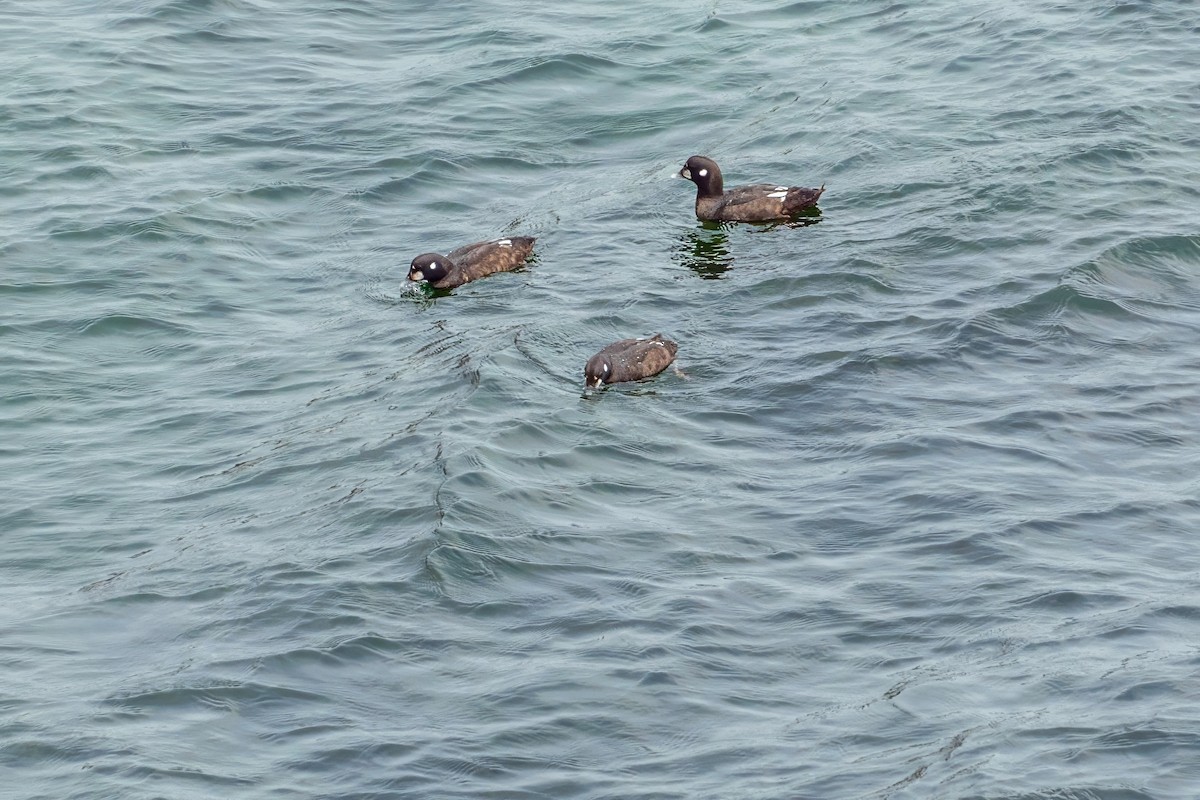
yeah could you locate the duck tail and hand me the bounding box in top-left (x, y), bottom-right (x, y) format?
top-left (785, 184), bottom-right (825, 213)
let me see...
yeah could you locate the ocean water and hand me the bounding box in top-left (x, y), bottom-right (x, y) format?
top-left (3, 0), bottom-right (1200, 797)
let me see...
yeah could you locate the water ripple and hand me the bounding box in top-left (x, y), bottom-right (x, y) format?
top-left (4, 0), bottom-right (1200, 798)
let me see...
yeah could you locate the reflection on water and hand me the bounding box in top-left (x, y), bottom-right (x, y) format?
top-left (674, 213), bottom-right (823, 279)
top-left (755, 208), bottom-right (824, 233)
top-left (781, 207), bottom-right (823, 229)
top-left (675, 223), bottom-right (736, 279)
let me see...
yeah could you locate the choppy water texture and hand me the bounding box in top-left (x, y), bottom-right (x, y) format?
top-left (3, 1), bottom-right (1200, 797)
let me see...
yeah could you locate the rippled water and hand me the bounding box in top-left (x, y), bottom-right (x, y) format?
top-left (4, 1), bottom-right (1200, 797)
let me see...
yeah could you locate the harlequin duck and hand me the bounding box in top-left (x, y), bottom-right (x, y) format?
top-left (677, 155), bottom-right (824, 222)
top-left (584, 334), bottom-right (678, 389)
top-left (407, 236), bottom-right (536, 289)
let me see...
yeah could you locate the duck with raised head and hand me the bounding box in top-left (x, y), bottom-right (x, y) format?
top-left (677, 155), bottom-right (824, 222)
top-left (407, 236), bottom-right (536, 289)
top-left (584, 334), bottom-right (678, 389)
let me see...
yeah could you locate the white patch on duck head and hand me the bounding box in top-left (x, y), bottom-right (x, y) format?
top-left (698, 168), bottom-right (708, 177)
top-left (408, 270), bottom-right (424, 281)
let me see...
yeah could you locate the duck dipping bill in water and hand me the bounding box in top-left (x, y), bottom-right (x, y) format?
top-left (407, 236), bottom-right (536, 289)
top-left (584, 334), bottom-right (679, 389)
top-left (677, 155), bottom-right (824, 222)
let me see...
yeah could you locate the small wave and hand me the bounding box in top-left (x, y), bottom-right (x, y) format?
top-left (77, 313), bottom-right (195, 337)
top-left (1066, 234), bottom-right (1200, 300)
top-left (951, 272), bottom-right (1177, 363)
top-left (458, 53), bottom-right (628, 93)
top-left (106, 681), bottom-right (328, 712)
top-left (1011, 589), bottom-right (1130, 613)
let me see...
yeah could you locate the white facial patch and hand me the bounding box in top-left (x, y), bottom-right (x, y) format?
top-left (698, 168), bottom-right (708, 177)
top-left (409, 270), bottom-right (423, 281)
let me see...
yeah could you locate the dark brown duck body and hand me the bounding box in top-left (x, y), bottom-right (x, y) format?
top-left (408, 236), bottom-right (536, 289)
top-left (584, 334), bottom-right (679, 388)
top-left (677, 155), bottom-right (824, 222)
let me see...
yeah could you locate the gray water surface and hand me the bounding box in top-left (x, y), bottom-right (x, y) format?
top-left (3, 1), bottom-right (1200, 798)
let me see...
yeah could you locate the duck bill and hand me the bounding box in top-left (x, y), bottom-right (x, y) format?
top-left (676, 167), bottom-right (691, 179)
top-left (408, 271), bottom-right (423, 282)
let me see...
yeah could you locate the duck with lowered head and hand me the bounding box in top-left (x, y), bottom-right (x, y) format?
top-left (408, 236), bottom-right (536, 289)
top-left (584, 334), bottom-right (679, 389)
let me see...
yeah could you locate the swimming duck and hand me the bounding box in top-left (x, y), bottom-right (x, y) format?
top-left (585, 334), bottom-right (679, 389)
top-left (677, 155), bottom-right (824, 222)
top-left (407, 236), bottom-right (536, 289)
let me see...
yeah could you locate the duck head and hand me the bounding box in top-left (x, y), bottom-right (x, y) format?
top-left (584, 355), bottom-right (613, 389)
top-left (677, 155), bottom-right (724, 197)
top-left (408, 253), bottom-right (450, 284)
